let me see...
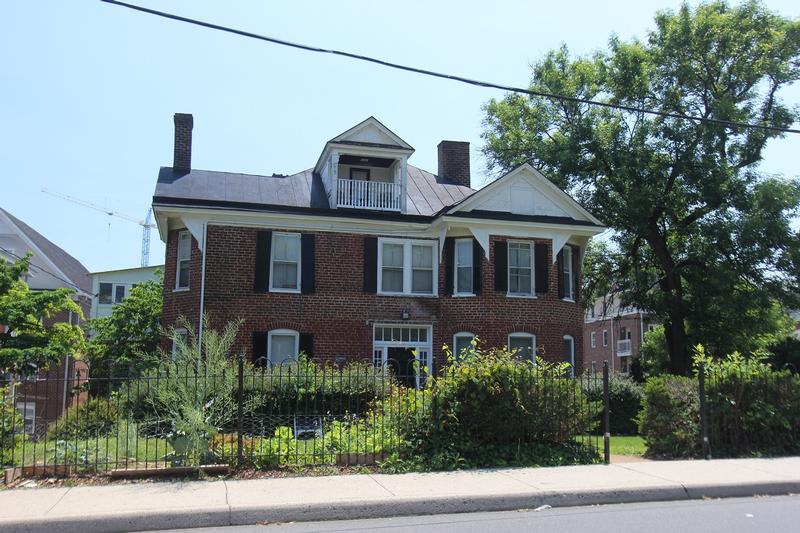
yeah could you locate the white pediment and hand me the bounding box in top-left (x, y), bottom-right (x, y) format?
top-left (329, 117), bottom-right (413, 150)
top-left (448, 164), bottom-right (602, 225)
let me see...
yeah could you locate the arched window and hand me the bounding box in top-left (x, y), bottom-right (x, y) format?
top-left (268, 329), bottom-right (299, 365)
top-left (452, 332), bottom-right (476, 360)
top-left (508, 332), bottom-right (536, 363)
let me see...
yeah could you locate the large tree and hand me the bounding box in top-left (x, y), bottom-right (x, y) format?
top-left (87, 273), bottom-right (163, 378)
top-left (482, 1), bottom-right (800, 374)
top-left (0, 255), bottom-right (85, 373)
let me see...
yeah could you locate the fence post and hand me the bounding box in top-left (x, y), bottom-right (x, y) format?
top-left (602, 360), bottom-right (610, 465)
top-left (236, 355), bottom-right (244, 468)
top-left (698, 363), bottom-right (710, 460)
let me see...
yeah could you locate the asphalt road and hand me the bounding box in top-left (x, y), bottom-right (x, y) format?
top-left (157, 495), bottom-right (800, 533)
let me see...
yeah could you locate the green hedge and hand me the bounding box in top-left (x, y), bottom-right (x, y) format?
top-left (583, 374), bottom-right (643, 435)
top-left (374, 348), bottom-right (601, 470)
top-left (637, 375), bottom-right (699, 458)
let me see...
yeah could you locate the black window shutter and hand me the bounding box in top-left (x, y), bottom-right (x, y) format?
top-left (363, 236), bottom-right (378, 293)
top-left (252, 331), bottom-right (268, 365)
top-left (299, 333), bottom-right (314, 359)
top-left (556, 248), bottom-right (565, 299)
top-left (444, 238), bottom-right (455, 295)
top-left (472, 239), bottom-right (483, 295)
top-left (254, 231), bottom-right (272, 293)
top-left (494, 240), bottom-right (508, 292)
top-left (573, 245), bottom-right (581, 301)
top-left (301, 233), bottom-right (315, 294)
top-left (535, 243), bottom-right (549, 296)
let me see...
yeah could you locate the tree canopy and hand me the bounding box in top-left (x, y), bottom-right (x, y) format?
top-left (87, 273), bottom-right (163, 377)
top-left (0, 255), bottom-right (85, 374)
top-left (482, 1), bottom-right (800, 374)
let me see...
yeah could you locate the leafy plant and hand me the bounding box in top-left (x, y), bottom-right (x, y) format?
top-left (47, 397), bottom-right (118, 440)
top-left (638, 375), bottom-right (700, 458)
top-left (583, 373), bottom-right (644, 435)
top-left (1, 386), bottom-right (24, 465)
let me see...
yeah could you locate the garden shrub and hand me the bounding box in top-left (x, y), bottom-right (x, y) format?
top-left (372, 347), bottom-right (601, 470)
top-left (48, 397), bottom-right (119, 440)
top-left (583, 373), bottom-right (644, 435)
top-left (1, 387), bottom-right (24, 465)
top-left (638, 375), bottom-right (700, 458)
top-left (700, 351), bottom-right (800, 457)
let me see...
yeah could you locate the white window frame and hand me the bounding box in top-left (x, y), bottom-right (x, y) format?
top-left (452, 331), bottom-right (476, 359)
top-left (113, 283), bottom-right (127, 304)
top-left (377, 238), bottom-right (438, 296)
top-left (171, 328), bottom-right (188, 360)
top-left (98, 282), bottom-right (114, 305)
top-left (563, 335), bottom-right (575, 377)
top-left (269, 232), bottom-right (302, 293)
top-left (507, 241), bottom-right (534, 297)
top-left (562, 244), bottom-right (575, 301)
top-left (590, 331), bottom-right (596, 348)
top-left (372, 324), bottom-right (433, 388)
top-left (267, 328), bottom-right (300, 366)
top-left (175, 230), bottom-right (191, 291)
top-left (602, 329), bottom-right (609, 347)
top-left (454, 238), bottom-right (474, 296)
top-left (508, 332), bottom-right (536, 363)
top-left (15, 402), bottom-right (35, 434)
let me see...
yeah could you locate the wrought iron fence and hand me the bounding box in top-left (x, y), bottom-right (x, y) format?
top-left (1, 358), bottom-right (609, 477)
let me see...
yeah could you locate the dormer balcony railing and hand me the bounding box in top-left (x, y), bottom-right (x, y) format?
top-left (336, 178), bottom-right (402, 211)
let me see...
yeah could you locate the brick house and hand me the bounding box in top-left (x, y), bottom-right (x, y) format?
top-left (153, 114), bottom-right (605, 380)
top-left (1, 208), bottom-right (90, 434)
top-left (583, 295), bottom-right (658, 375)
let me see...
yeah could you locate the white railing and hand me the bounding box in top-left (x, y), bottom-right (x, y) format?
top-left (617, 339), bottom-right (632, 356)
top-left (336, 179), bottom-right (402, 211)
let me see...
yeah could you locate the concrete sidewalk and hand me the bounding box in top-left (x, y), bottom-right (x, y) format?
top-left (1, 457), bottom-right (799, 533)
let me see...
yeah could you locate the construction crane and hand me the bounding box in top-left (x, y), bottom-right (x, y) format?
top-left (42, 188), bottom-right (156, 267)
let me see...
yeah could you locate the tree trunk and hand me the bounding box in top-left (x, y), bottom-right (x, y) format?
top-left (648, 230), bottom-right (691, 375)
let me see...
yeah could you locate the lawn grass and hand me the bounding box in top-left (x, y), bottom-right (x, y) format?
top-left (578, 435), bottom-right (646, 456)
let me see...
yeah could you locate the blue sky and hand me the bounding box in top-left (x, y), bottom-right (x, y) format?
top-left (1, 0), bottom-right (797, 273)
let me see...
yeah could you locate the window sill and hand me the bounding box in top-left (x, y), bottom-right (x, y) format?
top-left (173, 287), bottom-right (190, 293)
top-left (452, 293), bottom-right (476, 298)
top-left (506, 293), bottom-right (537, 299)
top-left (562, 298), bottom-right (575, 303)
top-left (269, 288), bottom-right (302, 294)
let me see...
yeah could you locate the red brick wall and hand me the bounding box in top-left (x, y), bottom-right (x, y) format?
top-left (162, 226), bottom-right (584, 372)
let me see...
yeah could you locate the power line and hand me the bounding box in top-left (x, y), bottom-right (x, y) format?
top-left (0, 247), bottom-right (86, 294)
top-left (101, 0), bottom-right (800, 135)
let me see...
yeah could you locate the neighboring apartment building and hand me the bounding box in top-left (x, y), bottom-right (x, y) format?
top-left (0, 207), bottom-right (91, 434)
top-left (90, 265), bottom-right (162, 319)
top-left (583, 295), bottom-right (658, 374)
top-left (152, 114), bottom-right (605, 380)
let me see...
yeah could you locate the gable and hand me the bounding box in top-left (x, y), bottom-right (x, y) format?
top-left (448, 164), bottom-right (602, 225)
top-left (329, 117), bottom-right (413, 150)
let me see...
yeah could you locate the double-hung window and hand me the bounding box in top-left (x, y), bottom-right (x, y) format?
top-left (508, 242), bottom-right (533, 296)
top-left (270, 233), bottom-right (301, 292)
top-left (508, 333), bottom-right (536, 362)
top-left (454, 238), bottom-right (473, 295)
top-left (602, 329), bottom-right (609, 347)
top-left (378, 238), bottom-right (437, 296)
top-left (176, 230), bottom-right (191, 290)
top-left (562, 244), bottom-right (574, 300)
top-left (591, 331), bottom-right (597, 348)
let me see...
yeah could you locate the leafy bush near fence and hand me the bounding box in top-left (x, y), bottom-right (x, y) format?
top-left (1, 387), bottom-right (24, 465)
top-left (639, 350), bottom-right (800, 459)
top-left (700, 351), bottom-right (800, 457)
top-left (583, 374), bottom-right (643, 435)
top-left (372, 347), bottom-right (601, 470)
top-left (47, 397), bottom-right (119, 440)
top-left (638, 375), bottom-right (700, 458)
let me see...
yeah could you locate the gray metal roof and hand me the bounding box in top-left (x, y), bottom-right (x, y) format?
top-left (154, 165), bottom-right (475, 217)
top-left (0, 208), bottom-right (91, 294)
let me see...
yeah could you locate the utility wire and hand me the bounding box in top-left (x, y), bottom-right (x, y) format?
top-left (101, 0), bottom-right (800, 135)
top-left (0, 246), bottom-right (87, 294)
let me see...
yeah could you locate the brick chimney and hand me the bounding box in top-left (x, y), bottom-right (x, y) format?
top-left (437, 141), bottom-right (470, 188)
top-left (173, 113), bottom-right (193, 171)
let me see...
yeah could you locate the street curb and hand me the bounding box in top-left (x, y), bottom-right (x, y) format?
top-left (2, 481), bottom-right (798, 533)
